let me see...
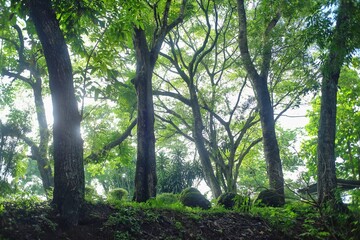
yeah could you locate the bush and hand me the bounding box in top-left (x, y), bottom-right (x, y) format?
top-left (179, 187), bottom-right (211, 210)
top-left (156, 193), bottom-right (179, 205)
top-left (255, 189), bottom-right (283, 207)
top-left (251, 203), bottom-right (298, 236)
top-left (85, 186), bottom-right (102, 203)
top-left (107, 188), bottom-right (128, 204)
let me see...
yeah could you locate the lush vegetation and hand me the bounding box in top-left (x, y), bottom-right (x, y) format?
top-left (0, 0), bottom-right (359, 239)
top-left (1, 193), bottom-right (359, 239)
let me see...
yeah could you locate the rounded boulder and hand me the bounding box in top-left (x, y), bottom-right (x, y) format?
top-left (179, 187), bottom-right (211, 210)
top-left (255, 189), bottom-right (284, 207)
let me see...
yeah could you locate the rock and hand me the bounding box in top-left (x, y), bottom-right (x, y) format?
top-left (217, 192), bottom-right (237, 209)
top-left (255, 189), bottom-right (283, 207)
top-left (179, 187), bottom-right (211, 210)
top-left (217, 192), bottom-right (251, 211)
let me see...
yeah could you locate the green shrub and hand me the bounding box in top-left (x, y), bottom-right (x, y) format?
top-left (0, 181), bottom-right (13, 196)
top-left (85, 185), bottom-right (102, 203)
top-left (251, 204), bottom-right (298, 236)
top-left (156, 193), bottom-right (179, 205)
top-left (107, 188), bottom-right (128, 204)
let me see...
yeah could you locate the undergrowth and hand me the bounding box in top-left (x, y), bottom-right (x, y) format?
top-left (250, 201), bottom-right (360, 240)
top-left (1, 193), bottom-right (359, 240)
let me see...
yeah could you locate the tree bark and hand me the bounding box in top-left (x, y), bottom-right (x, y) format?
top-left (188, 83), bottom-right (222, 198)
top-left (317, 0), bottom-right (350, 207)
top-left (237, 0), bottom-right (284, 204)
top-left (32, 76), bottom-right (53, 193)
top-left (252, 75), bottom-right (285, 200)
top-left (131, 1), bottom-right (186, 202)
top-left (28, 0), bottom-right (84, 227)
top-left (132, 28), bottom-right (157, 202)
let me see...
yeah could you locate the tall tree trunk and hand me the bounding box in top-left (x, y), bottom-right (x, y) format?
top-left (188, 83), bottom-right (222, 198)
top-left (132, 28), bottom-right (157, 202)
top-left (28, 0), bottom-right (84, 227)
top-left (317, 0), bottom-right (351, 207)
top-left (237, 0), bottom-right (284, 204)
top-left (131, 1), bottom-right (186, 202)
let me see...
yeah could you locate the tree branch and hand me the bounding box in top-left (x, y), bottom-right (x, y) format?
top-left (2, 69), bottom-right (33, 86)
top-left (237, 0), bottom-right (260, 81)
top-left (260, 11), bottom-right (281, 79)
top-left (85, 119), bottom-right (137, 163)
top-left (153, 90), bottom-right (191, 105)
top-left (155, 113), bottom-right (194, 142)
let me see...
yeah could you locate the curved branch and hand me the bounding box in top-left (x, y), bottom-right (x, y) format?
top-left (154, 90), bottom-right (191, 105)
top-left (12, 24), bottom-right (25, 67)
top-left (85, 119), bottom-right (137, 163)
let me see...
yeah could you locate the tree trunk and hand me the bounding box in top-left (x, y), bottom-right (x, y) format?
top-left (252, 76), bottom-right (285, 201)
top-left (1, 23), bottom-right (54, 193)
top-left (132, 28), bottom-right (157, 202)
top-left (28, 0), bottom-right (84, 227)
top-left (188, 83), bottom-right (222, 198)
top-left (131, 1), bottom-right (186, 201)
top-left (2, 71), bottom-right (54, 193)
top-left (317, 0), bottom-right (350, 207)
top-left (237, 0), bottom-right (284, 204)
top-left (32, 77), bottom-right (53, 193)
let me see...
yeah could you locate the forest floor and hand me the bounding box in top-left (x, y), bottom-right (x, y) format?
top-left (0, 199), bottom-right (357, 240)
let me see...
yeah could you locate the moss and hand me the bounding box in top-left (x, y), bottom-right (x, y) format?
top-left (179, 188), bottom-right (211, 210)
top-left (180, 187), bottom-right (201, 196)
